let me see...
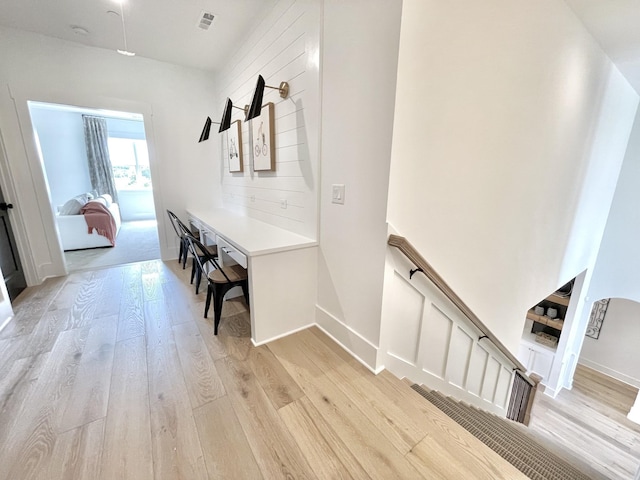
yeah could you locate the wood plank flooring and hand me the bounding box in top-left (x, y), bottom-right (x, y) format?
top-left (0, 260), bottom-right (527, 479)
top-left (529, 364), bottom-right (640, 480)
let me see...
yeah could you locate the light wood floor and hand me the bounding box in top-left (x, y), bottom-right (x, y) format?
top-left (529, 364), bottom-right (640, 479)
top-left (0, 260), bottom-right (527, 480)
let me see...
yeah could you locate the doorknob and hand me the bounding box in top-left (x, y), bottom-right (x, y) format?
top-left (0, 202), bottom-right (14, 211)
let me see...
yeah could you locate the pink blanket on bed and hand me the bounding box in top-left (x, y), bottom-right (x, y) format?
top-left (80, 201), bottom-right (117, 246)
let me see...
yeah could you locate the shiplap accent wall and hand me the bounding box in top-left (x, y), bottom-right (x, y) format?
top-left (380, 245), bottom-right (516, 416)
top-left (215, 0), bottom-right (320, 239)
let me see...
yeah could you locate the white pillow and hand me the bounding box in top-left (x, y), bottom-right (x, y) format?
top-left (99, 194), bottom-right (113, 207)
top-left (59, 194), bottom-right (90, 215)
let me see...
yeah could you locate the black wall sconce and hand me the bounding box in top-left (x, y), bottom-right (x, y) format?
top-left (198, 116), bottom-right (217, 143)
top-left (200, 76), bottom-right (289, 141)
top-left (199, 97), bottom-right (249, 141)
top-left (245, 75), bottom-right (290, 121)
top-left (219, 98), bottom-right (249, 132)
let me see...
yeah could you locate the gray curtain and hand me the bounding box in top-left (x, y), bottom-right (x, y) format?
top-left (82, 115), bottom-right (118, 203)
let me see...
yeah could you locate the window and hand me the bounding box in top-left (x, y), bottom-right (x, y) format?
top-left (107, 137), bottom-right (151, 190)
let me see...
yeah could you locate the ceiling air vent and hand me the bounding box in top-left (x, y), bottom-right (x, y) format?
top-left (197, 11), bottom-right (216, 30)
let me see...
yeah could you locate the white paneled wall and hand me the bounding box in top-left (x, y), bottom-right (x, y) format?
top-left (380, 246), bottom-right (516, 416)
top-left (216, 0), bottom-right (320, 239)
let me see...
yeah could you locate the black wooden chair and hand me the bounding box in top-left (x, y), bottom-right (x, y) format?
top-left (167, 209), bottom-right (189, 267)
top-left (167, 209), bottom-right (217, 293)
top-left (186, 236), bottom-right (249, 334)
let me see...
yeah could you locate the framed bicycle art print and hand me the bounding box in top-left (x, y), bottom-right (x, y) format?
top-left (251, 102), bottom-right (276, 171)
top-left (227, 120), bottom-right (243, 173)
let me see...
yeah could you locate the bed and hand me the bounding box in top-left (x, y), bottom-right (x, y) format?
top-left (57, 199), bottom-right (122, 251)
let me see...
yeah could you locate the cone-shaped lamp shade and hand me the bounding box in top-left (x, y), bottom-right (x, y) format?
top-left (246, 75), bottom-right (266, 121)
top-left (199, 116), bottom-right (212, 142)
top-left (219, 98), bottom-right (233, 133)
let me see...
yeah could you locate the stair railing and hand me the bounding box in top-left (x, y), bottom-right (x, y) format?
top-left (388, 234), bottom-right (541, 424)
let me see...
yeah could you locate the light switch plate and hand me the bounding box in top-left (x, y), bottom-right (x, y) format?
top-left (332, 184), bottom-right (345, 204)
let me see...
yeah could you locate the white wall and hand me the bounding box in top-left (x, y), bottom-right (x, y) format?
top-left (0, 26), bottom-right (219, 283)
top-left (386, 0), bottom-right (638, 358)
top-left (214, 0), bottom-right (321, 240)
top-left (315, 0), bottom-right (403, 368)
top-left (586, 109), bottom-right (640, 303)
top-left (28, 106), bottom-right (92, 208)
top-left (562, 108), bottom-right (640, 389)
top-left (579, 298), bottom-right (640, 387)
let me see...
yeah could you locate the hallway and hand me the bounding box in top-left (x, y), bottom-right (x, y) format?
top-left (0, 260), bottom-right (525, 479)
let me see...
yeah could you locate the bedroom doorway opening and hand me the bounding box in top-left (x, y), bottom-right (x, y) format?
top-left (27, 101), bottom-right (160, 272)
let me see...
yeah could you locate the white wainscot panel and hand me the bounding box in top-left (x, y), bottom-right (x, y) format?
top-left (495, 366), bottom-right (514, 409)
top-left (420, 303), bottom-right (453, 379)
top-left (387, 272), bottom-right (425, 365)
top-left (380, 246), bottom-right (519, 416)
top-left (481, 357), bottom-right (501, 402)
top-left (445, 326), bottom-right (474, 389)
top-left (466, 345), bottom-right (489, 397)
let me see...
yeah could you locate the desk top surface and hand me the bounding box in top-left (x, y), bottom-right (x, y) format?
top-left (187, 208), bottom-right (317, 256)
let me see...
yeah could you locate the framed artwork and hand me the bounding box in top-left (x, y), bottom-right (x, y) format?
top-left (251, 102), bottom-right (275, 171)
top-left (586, 298), bottom-right (610, 339)
top-left (227, 120), bottom-right (243, 173)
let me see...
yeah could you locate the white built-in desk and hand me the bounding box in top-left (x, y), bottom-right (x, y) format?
top-left (187, 208), bottom-right (318, 345)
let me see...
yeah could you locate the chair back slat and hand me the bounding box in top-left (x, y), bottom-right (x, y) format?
top-left (186, 236), bottom-right (237, 284)
top-left (167, 210), bottom-right (183, 237)
top-left (176, 217), bottom-right (195, 240)
top-left (186, 236), bottom-right (221, 276)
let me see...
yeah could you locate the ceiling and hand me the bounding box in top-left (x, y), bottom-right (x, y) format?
top-left (2, 1), bottom-right (640, 93)
top-left (564, 0), bottom-right (640, 94)
top-left (0, 0), bottom-right (278, 72)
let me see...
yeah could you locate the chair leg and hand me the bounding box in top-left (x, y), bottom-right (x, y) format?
top-left (190, 257), bottom-right (202, 294)
top-left (204, 284), bottom-right (213, 318)
top-left (178, 241), bottom-right (184, 264)
top-left (241, 280), bottom-right (250, 307)
top-left (182, 238), bottom-right (189, 270)
top-left (195, 262), bottom-right (203, 295)
top-left (213, 283), bottom-right (234, 335)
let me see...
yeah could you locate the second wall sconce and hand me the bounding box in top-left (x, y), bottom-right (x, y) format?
top-left (246, 75), bottom-right (289, 121)
top-left (202, 75), bottom-right (290, 141)
top-left (219, 98), bottom-right (249, 132)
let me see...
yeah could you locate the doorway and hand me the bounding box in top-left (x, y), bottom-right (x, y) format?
top-left (28, 101), bottom-right (160, 272)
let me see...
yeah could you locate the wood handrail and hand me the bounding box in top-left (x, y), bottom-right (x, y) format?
top-left (388, 234), bottom-right (533, 385)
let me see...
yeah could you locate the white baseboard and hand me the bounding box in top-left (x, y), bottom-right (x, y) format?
top-left (628, 405), bottom-right (640, 425)
top-left (578, 359), bottom-right (640, 389)
top-left (315, 305), bottom-right (381, 374)
top-left (543, 384), bottom-right (561, 399)
top-left (384, 354), bottom-right (507, 417)
top-left (246, 306), bottom-right (382, 375)
top-left (251, 323), bottom-right (315, 347)
top-left (0, 314), bottom-right (14, 333)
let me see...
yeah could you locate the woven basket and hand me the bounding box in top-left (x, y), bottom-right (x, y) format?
top-left (535, 332), bottom-right (558, 348)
